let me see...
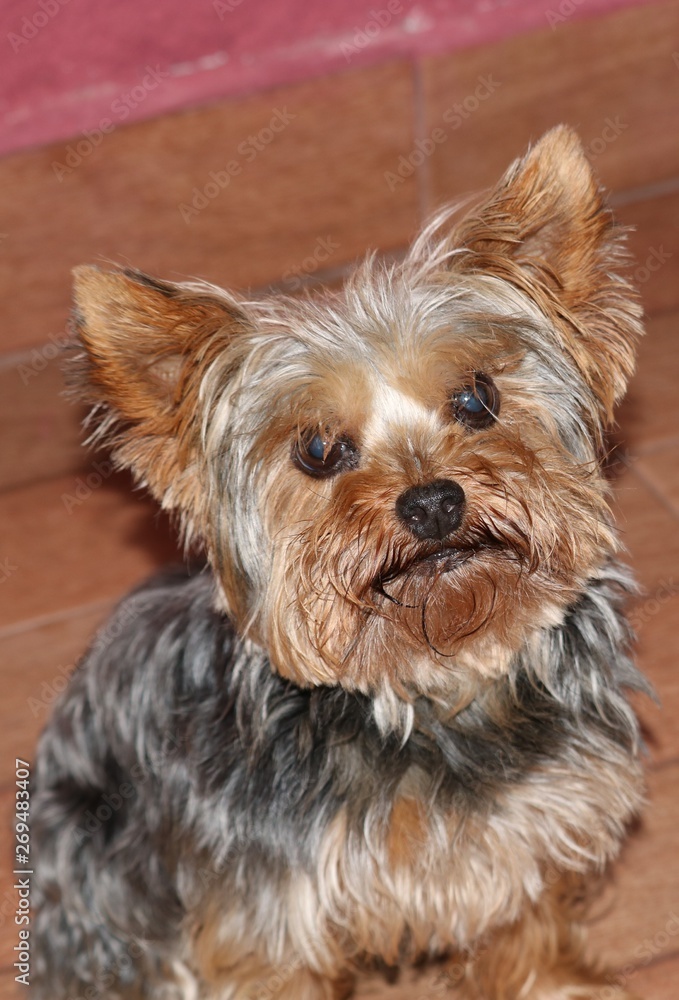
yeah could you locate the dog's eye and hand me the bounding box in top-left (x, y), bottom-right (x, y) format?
top-left (293, 432), bottom-right (359, 478)
top-left (451, 372), bottom-right (500, 429)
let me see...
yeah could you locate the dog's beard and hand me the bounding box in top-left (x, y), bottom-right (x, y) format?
top-left (368, 527), bottom-right (531, 655)
top-left (266, 509), bottom-right (547, 692)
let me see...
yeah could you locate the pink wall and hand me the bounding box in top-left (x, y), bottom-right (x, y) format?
top-left (1, 0), bottom-right (640, 158)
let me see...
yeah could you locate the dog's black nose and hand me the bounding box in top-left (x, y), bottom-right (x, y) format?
top-left (395, 479), bottom-right (465, 541)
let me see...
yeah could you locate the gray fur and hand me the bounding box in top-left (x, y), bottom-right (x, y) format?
top-left (31, 560), bottom-right (645, 997)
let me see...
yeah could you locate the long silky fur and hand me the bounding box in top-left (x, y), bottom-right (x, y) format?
top-left (32, 559), bottom-right (647, 997)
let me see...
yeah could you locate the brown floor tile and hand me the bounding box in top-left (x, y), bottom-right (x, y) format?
top-left (0, 472), bottom-right (180, 632)
top-left (616, 312), bottom-right (679, 454)
top-left (587, 762), bottom-right (679, 971)
top-left (0, 61), bottom-right (418, 356)
top-left (627, 952), bottom-right (679, 998)
top-left (634, 447), bottom-right (679, 516)
top-left (628, 594), bottom-right (679, 765)
top-left (422, 0), bottom-right (679, 210)
top-left (0, 974), bottom-right (21, 1000)
top-left (0, 608), bottom-right (108, 776)
top-left (609, 460), bottom-right (679, 592)
top-left (617, 188), bottom-right (679, 318)
top-left (0, 353), bottom-right (88, 493)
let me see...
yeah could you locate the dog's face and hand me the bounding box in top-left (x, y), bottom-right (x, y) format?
top-left (71, 127), bottom-right (641, 707)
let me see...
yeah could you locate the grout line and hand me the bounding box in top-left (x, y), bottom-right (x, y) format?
top-left (0, 348), bottom-right (37, 374)
top-left (635, 464), bottom-right (679, 518)
top-left (647, 754), bottom-right (679, 776)
top-left (625, 436), bottom-right (679, 460)
top-left (0, 598), bottom-right (114, 644)
top-left (624, 456), bottom-right (679, 521)
top-left (645, 304), bottom-right (679, 322)
top-left (611, 175), bottom-right (679, 209)
top-left (640, 945), bottom-right (679, 969)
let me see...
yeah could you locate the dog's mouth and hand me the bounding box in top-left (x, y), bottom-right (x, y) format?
top-left (405, 546), bottom-right (479, 575)
top-left (416, 546), bottom-right (477, 567)
top-left (368, 510), bottom-right (533, 607)
top-left (372, 543), bottom-right (480, 598)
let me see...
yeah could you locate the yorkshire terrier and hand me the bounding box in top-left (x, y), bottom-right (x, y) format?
top-left (33, 126), bottom-right (648, 999)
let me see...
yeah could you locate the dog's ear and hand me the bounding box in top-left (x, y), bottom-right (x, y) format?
top-left (70, 266), bottom-right (251, 530)
top-left (450, 125), bottom-right (642, 420)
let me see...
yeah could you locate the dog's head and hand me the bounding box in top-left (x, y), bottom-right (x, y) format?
top-left (70, 127), bottom-right (641, 711)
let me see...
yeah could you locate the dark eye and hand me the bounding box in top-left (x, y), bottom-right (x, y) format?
top-left (451, 372), bottom-right (500, 429)
top-left (293, 431), bottom-right (359, 478)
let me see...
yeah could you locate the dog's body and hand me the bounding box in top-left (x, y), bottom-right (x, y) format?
top-left (33, 127), bottom-right (647, 999)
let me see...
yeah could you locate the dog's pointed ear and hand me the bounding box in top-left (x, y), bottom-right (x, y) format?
top-left (450, 125), bottom-right (642, 420)
top-left (70, 266), bottom-right (251, 529)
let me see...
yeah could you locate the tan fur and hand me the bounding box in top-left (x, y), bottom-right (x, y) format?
top-left (385, 797), bottom-right (429, 869)
top-left (459, 874), bottom-right (641, 999)
top-left (447, 127), bottom-right (639, 423)
top-left (260, 375), bottom-right (615, 693)
top-left (307, 747), bottom-right (642, 960)
top-left (186, 744), bottom-right (642, 998)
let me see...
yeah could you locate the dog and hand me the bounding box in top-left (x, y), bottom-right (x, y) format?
top-left (32, 125), bottom-right (648, 999)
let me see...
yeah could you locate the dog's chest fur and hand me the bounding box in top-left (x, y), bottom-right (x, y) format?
top-left (35, 567), bottom-right (643, 991)
top-left (193, 709), bottom-right (642, 979)
top-left (160, 570), bottom-right (645, 974)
